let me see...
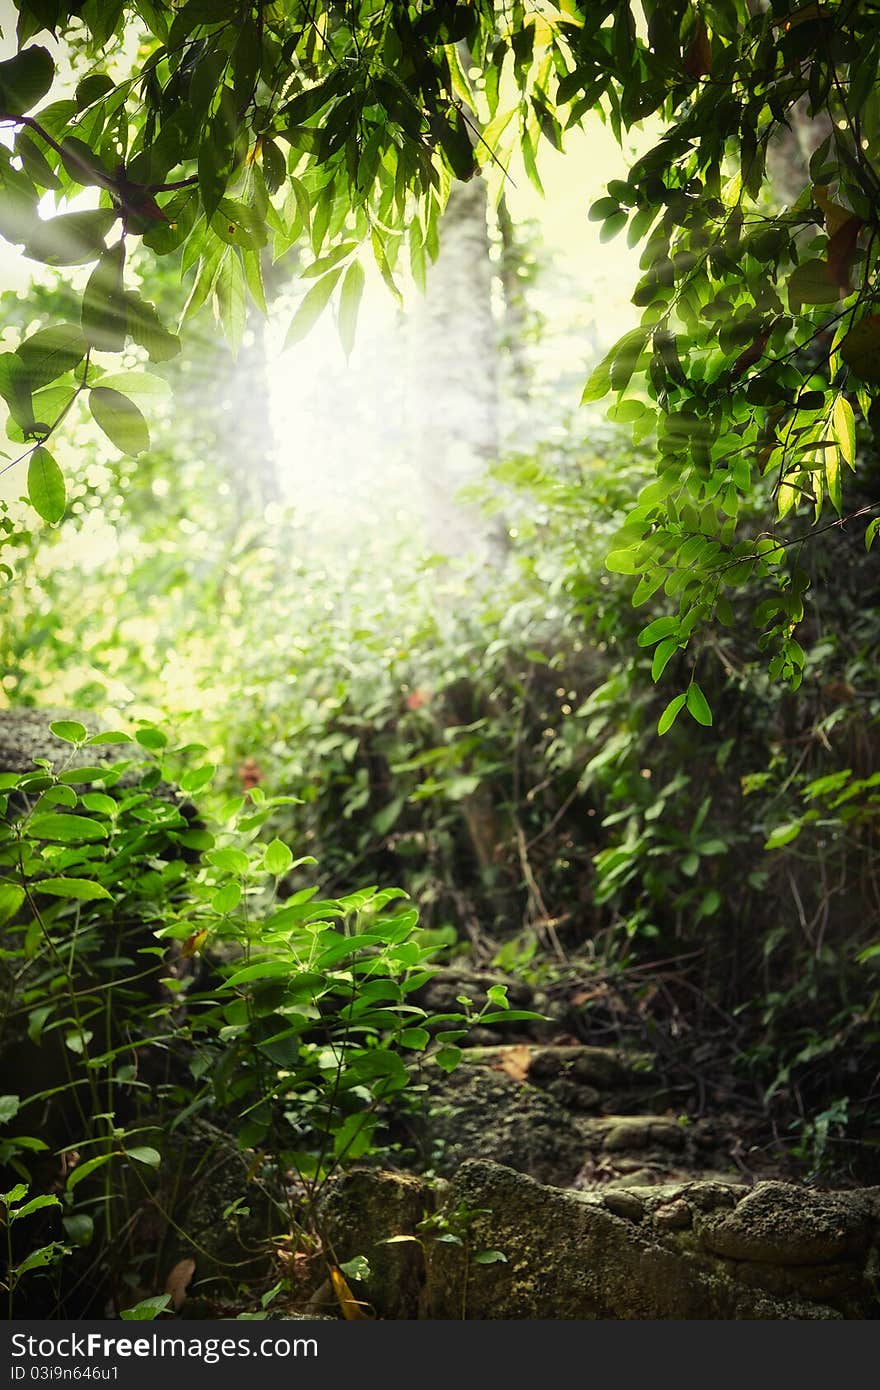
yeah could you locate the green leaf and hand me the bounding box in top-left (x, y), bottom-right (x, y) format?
top-left (0, 886), bottom-right (25, 926)
top-left (13, 1244), bottom-right (65, 1278)
top-left (764, 822), bottom-right (802, 850)
top-left (832, 394), bottom-right (856, 468)
top-left (199, 108), bottom-right (236, 220)
top-left (62, 1213), bottom-right (94, 1247)
top-left (434, 1045), bottom-right (462, 1072)
top-left (0, 45), bottom-right (54, 116)
top-left (222, 960), bottom-right (293, 989)
top-left (285, 269), bottom-right (343, 347)
top-left (260, 137), bottom-right (286, 194)
top-left (685, 683), bottom-right (713, 726)
top-left (474, 1249), bottom-right (508, 1265)
top-left (333, 1112), bottom-right (376, 1161)
top-left (589, 196), bottom-right (620, 222)
top-left (599, 210), bottom-right (627, 242)
top-left (436, 108), bottom-right (475, 181)
top-left (27, 447), bottom-right (65, 525)
top-left (301, 242), bottom-right (357, 280)
top-left (120, 1295), bottom-right (171, 1321)
top-left (26, 209), bottom-right (117, 265)
top-left (67, 1152), bottom-right (115, 1192)
top-left (91, 371), bottom-right (171, 401)
top-left (787, 258), bottom-right (841, 308)
top-left (637, 616), bottom-right (678, 647)
top-left (82, 243), bottom-right (127, 352)
top-left (125, 295), bottom-right (181, 363)
top-left (40, 784), bottom-right (77, 806)
top-left (208, 847), bottom-right (250, 875)
top-left (179, 764), bottom-right (215, 793)
top-left (59, 136), bottom-right (113, 188)
top-left (135, 726), bottom-right (166, 749)
top-left (264, 839), bottom-right (293, 876)
top-left (10, 1194), bottom-right (60, 1222)
top-left (215, 250), bottom-right (247, 352)
top-left (651, 637), bottom-right (679, 682)
top-left (50, 719), bottom-right (87, 743)
top-left (212, 881), bottom-right (241, 915)
top-left (89, 386), bottom-right (150, 456)
top-left (75, 74), bottom-right (114, 110)
top-left (16, 130), bottom-right (60, 190)
top-left (605, 549), bottom-right (641, 575)
top-left (82, 0), bottom-right (127, 46)
top-left (80, 793), bottom-right (117, 816)
top-left (372, 795), bottom-right (404, 838)
top-left (125, 1146), bottom-right (161, 1168)
top-left (840, 318), bottom-right (880, 384)
top-left (338, 260), bottom-right (365, 359)
top-left (609, 326), bottom-right (650, 394)
top-left (26, 813), bottom-right (108, 842)
top-left (0, 1095), bottom-right (21, 1125)
top-left (17, 323), bottom-right (86, 390)
top-left (657, 693), bottom-right (686, 735)
top-left (339, 1255), bottom-right (371, 1282)
top-left (38, 878), bottom-right (113, 902)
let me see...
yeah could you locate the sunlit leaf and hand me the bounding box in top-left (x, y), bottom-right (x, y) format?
top-left (27, 446), bottom-right (65, 525)
top-left (26, 813), bottom-right (107, 842)
top-left (89, 386), bottom-right (150, 456)
top-left (338, 260), bottom-right (365, 359)
top-left (50, 719), bottom-right (87, 743)
top-left (285, 269), bottom-right (343, 347)
top-left (38, 878), bottom-right (112, 902)
top-left (0, 45), bottom-right (54, 115)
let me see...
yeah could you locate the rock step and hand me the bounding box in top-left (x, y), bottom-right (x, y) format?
top-left (456, 1043), bottom-right (662, 1107)
top-left (412, 1052), bottom-right (734, 1188)
top-left (317, 1163), bottom-right (880, 1319)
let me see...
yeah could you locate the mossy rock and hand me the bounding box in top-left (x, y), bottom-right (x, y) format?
top-left (315, 1169), bottom-right (428, 1318)
top-left (415, 1064), bottom-right (587, 1184)
top-left (424, 1160), bottom-right (877, 1318)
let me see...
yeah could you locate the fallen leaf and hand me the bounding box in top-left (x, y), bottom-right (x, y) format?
top-left (164, 1257), bottom-right (195, 1312)
top-left (329, 1265), bottom-right (371, 1319)
top-left (492, 1044), bottom-right (533, 1084)
top-left (570, 986), bottom-right (608, 1007)
top-left (181, 930), bottom-right (207, 959)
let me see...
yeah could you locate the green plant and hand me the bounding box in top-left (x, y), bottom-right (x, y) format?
top-left (0, 716), bottom-right (532, 1315)
top-left (1, 1183), bottom-right (66, 1318)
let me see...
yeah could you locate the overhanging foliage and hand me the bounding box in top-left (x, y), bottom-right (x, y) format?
top-left (0, 1), bottom-right (878, 727)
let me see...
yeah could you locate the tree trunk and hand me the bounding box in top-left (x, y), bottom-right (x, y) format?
top-left (406, 177), bottom-right (507, 564)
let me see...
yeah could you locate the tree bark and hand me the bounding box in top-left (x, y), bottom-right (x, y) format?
top-left (406, 177), bottom-right (507, 564)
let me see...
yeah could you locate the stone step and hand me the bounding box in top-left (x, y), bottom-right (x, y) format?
top-left (316, 1162), bottom-right (880, 1319)
top-left (410, 1051), bottom-right (732, 1187)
